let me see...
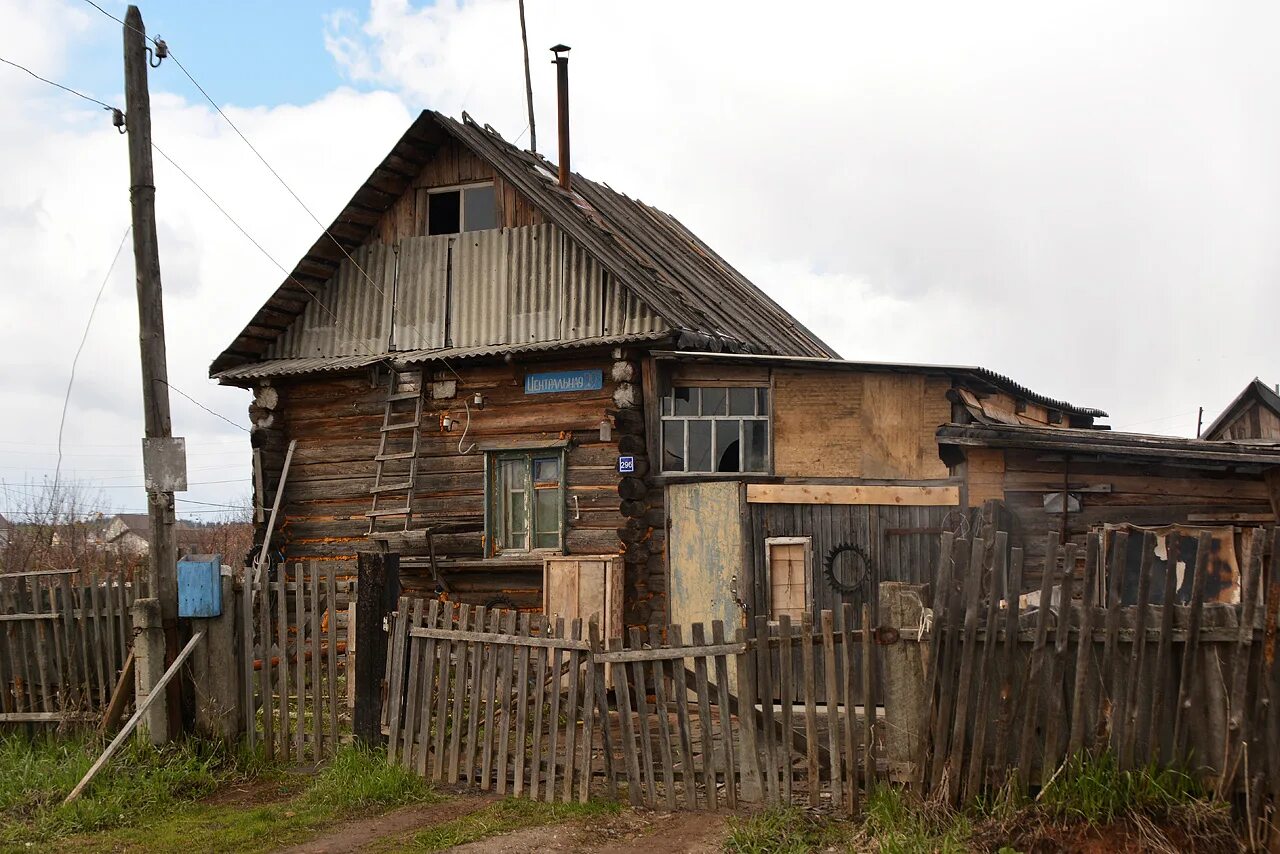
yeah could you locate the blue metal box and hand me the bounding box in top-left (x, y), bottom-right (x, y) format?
top-left (178, 554), bottom-right (223, 618)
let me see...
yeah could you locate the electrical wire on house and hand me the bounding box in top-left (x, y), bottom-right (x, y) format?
top-left (53, 225), bottom-right (132, 495)
top-left (152, 378), bottom-right (249, 434)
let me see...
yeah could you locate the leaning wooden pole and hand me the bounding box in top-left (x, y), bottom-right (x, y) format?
top-left (64, 632), bottom-right (204, 805)
top-left (123, 4), bottom-right (181, 736)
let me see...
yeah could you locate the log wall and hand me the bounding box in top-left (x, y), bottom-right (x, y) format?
top-left (248, 349), bottom-right (665, 624)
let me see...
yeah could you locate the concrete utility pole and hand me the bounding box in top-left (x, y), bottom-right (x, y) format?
top-left (123, 4), bottom-right (182, 734)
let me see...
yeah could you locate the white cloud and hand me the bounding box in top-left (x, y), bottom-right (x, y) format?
top-left (4, 0), bottom-right (1279, 523)
top-left (0, 1), bottom-right (411, 518)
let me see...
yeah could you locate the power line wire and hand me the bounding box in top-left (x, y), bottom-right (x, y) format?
top-left (0, 55), bottom-right (117, 112)
top-left (54, 226), bottom-right (132, 493)
top-left (153, 378), bottom-right (249, 434)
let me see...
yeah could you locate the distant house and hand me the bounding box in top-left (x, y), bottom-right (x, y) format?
top-left (1203, 379), bottom-right (1280, 441)
top-left (103, 513), bottom-right (152, 556)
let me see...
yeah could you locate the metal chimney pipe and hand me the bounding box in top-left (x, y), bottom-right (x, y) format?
top-left (551, 44), bottom-right (571, 191)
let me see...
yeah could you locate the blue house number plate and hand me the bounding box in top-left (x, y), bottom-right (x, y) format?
top-left (524, 369), bottom-right (603, 395)
top-left (618, 456), bottom-right (635, 473)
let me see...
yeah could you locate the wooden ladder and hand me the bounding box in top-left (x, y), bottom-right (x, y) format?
top-left (367, 367), bottom-right (424, 537)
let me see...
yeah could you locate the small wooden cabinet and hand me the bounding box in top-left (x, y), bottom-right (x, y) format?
top-left (542, 555), bottom-right (624, 645)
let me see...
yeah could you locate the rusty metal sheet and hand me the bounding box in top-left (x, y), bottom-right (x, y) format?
top-left (1106, 524), bottom-right (1240, 605)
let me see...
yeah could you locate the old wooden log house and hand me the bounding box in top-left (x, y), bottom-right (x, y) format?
top-left (211, 88), bottom-right (1280, 639)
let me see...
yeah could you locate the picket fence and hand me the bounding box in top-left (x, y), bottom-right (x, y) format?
top-left (920, 526), bottom-right (1280, 826)
top-left (238, 562), bottom-right (352, 761)
top-left (382, 597), bottom-right (883, 811)
top-left (0, 569), bottom-right (140, 723)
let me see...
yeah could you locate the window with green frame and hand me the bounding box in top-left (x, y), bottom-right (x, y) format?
top-left (485, 450), bottom-right (565, 555)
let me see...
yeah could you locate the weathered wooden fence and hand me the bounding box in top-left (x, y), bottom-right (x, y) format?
top-left (920, 527), bottom-right (1280, 822)
top-left (0, 569), bottom-right (139, 724)
top-left (382, 597), bottom-right (883, 811)
top-left (239, 562), bottom-right (351, 761)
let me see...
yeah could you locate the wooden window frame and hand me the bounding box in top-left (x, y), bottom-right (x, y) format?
top-left (765, 535), bottom-right (811, 623)
top-left (483, 447), bottom-right (567, 557)
top-left (426, 181), bottom-right (497, 235)
top-left (659, 384), bottom-right (772, 475)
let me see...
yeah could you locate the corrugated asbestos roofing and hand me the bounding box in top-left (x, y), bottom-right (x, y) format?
top-left (215, 331), bottom-right (671, 382)
top-left (937, 423), bottom-right (1280, 466)
top-left (211, 110), bottom-right (837, 378)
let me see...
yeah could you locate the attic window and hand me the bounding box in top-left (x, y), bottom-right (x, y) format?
top-left (660, 386), bottom-right (770, 474)
top-left (427, 183), bottom-right (498, 235)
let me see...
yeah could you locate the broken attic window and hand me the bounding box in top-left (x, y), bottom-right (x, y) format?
top-left (427, 191), bottom-right (460, 235)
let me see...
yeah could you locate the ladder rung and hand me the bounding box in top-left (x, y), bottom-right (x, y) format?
top-left (380, 421), bottom-right (420, 432)
top-left (370, 482), bottom-right (413, 494)
top-left (386, 391), bottom-right (420, 402)
top-left (376, 451), bottom-right (417, 461)
top-left (366, 507), bottom-right (412, 518)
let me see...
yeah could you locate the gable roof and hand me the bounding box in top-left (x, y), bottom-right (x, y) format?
top-left (1203, 379), bottom-right (1280, 440)
top-left (211, 111), bottom-right (836, 377)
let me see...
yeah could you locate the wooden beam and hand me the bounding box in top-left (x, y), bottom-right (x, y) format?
top-left (745, 483), bottom-right (959, 506)
top-left (1264, 468), bottom-right (1280, 521)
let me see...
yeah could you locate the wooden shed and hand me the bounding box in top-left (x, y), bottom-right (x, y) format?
top-left (1203, 378), bottom-right (1280, 441)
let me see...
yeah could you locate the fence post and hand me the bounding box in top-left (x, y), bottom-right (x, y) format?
top-left (879, 582), bottom-right (929, 784)
top-left (191, 572), bottom-right (242, 744)
top-left (354, 551), bottom-right (397, 746)
top-left (132, 597), bottom-right (167, 745)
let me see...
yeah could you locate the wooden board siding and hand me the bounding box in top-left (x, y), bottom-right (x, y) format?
top-left (964, 448), bottom-right (1006, 507)
top-left (254, 353), bottom-right (657, 615)
top-left (964, 447), bottom-right (1276, 592)
top-left (772, 370), bottom-right (951, 480)
top-left (372, 139), bottom-right (546, 245)
top-left (746, 484), bottom-right (958, 506)
top-left (1215, 400), bottom-right (1280, 441)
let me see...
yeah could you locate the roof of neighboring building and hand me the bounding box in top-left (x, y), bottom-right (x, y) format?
top-left (1203, 379), bottom-right (1280, 440)
top-left (936, 423), bottom-right (1280, 468)
top-left (109, 513), bottom-right (151, 538)
top-left (211, 111), bottom-right (837, 377)
top-left (655, 350), bottom-right (1108, 419)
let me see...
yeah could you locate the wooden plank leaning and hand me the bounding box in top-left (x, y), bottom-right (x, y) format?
top-left (1068, 533), bottom-right (1103, 758)
top-left (494, 609), bottom-right (519, 794)
top-left (64, 632), bottom-right (204, 804)
top-left (1147, 533), bottom-right (1182, 764)
top-left (648, 624), bottom-right (678, 810)
top-left (385, 595), bottom-right (412, 768)
top-left (610, 634), bottom-right (642, 805)
top-left (478, 608), bottom-right (501, 789)
top-left (1118, 533), bottom-right (1156, 770)
top-left (861, 602), bottom-right (876, 797)
top-left (462, 605), bottom-right (487, 786)
top-left (926, 536), bottom-right (964, 793)
top-left (447, 604), bottom-right (471, 786)
top-left (839, 604), bottom-right (858, 811)
top-left (276, 567), bottom-right (290, 758)
top-left (513, 613), bottom-right (533, 798)
top-left (260, 571), bottom-right (274, 758)
top-left (562, 618), bottom-right (584, 804)
top-left (820, 609), bottom-right (843, 806)
top-left (240, 579), bottom-right (255, 751)
top-left (432, 604), bottom-right (457, 783)
top-left (991, 545), bottom-right (1024, 787)
top-left (945, 537), bottom-right (985, 805)
top-left (964, 539), bottom-right (1003, 806)
top-left (691, 622), bottom-right (717, 809)
top-left (1172, 531), bottom-right (1213, 759)
top-left (398, 599), bottom-right (426, 770)
top-left (669, 624), bottom-right (698, 809)
top-left (775, 616), bottom-right (794, 807)
top-left (1040, 541), bottom-right (1077, 788)
top-left (588, 620), bottom-right (619, 801)
top-left (753, 615), bottom-right (778, 806)
top-left (577, 618), bottom-right (597, 804)
top-left (416, 600), bottom-right (442, 779)
top-left (629, 627), bottom-right (657, 806)
top-left (1096, 531), bottom-right (1129, 753)
top-left (325, 565), bottom-right (339, 754)
top-left (310, 564), bottom-right (322, 759)
top-left (712, 620), bottom-right (738, 809)
top-left (1219, 527), bottom-right (1265, 798)
top-left (799, 612), bottom-right (819, 807)
top-left (1016, 535), bottom-right (1061, 793)
top-left (546, 618), bottom-right (567, 801)
top-left (294, 563), bottom-right (307, 762)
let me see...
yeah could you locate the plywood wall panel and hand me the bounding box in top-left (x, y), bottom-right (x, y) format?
top-left (773, 369), bottom-right (863, 477)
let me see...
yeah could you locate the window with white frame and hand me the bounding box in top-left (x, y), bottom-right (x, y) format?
top-left (767, 537), bottom-right (811, 622)
top-left (660, 386), bottom-right (770, 473)
top-left (486, 450), bottom-right (565, 555)
top-left (427, 182), bottom-right (498, 235)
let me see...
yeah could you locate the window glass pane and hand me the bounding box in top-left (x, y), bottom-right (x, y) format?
top-left (756, 387), bottom-right (769, 415)
top-left (499, 458), bottom-right (528, 549)
top-left (428, 191), bottom-right (461, 235)
top-left (534, 487), bottom-right (560, 549)
top-left (728, 387), bottom-right (755, 416)
top-left (662, 421), bottom-right (685, 472)
top-left (533, 456), bottom-right (560, 484)
top-left (701, 387), bottom-right (727, 416)
top-left (673, 387), bottom-right (697, 416)
top-left (688, 420), bottom-right (712, 472)
top-left (462, 185), bottom-right (498, 231)
top-left (715, 420), bottom-right (741, 472)
top-left (743, 420), bottom-right (768, 472)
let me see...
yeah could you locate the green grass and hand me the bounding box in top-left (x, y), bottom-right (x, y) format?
top-left (1036, 751), bottom-right (1203, 825)
top-left (861, 787), bottom-right (971, 854)
top-left (724, 806), bottom-right (854, 854)
top-left (0, 737), bottom-right (434, 853)
top-left (400, 798), bottom-right (619, 852)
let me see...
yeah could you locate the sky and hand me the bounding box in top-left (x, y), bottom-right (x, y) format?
top-left (0, 0), bottom-right (1277, 522)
